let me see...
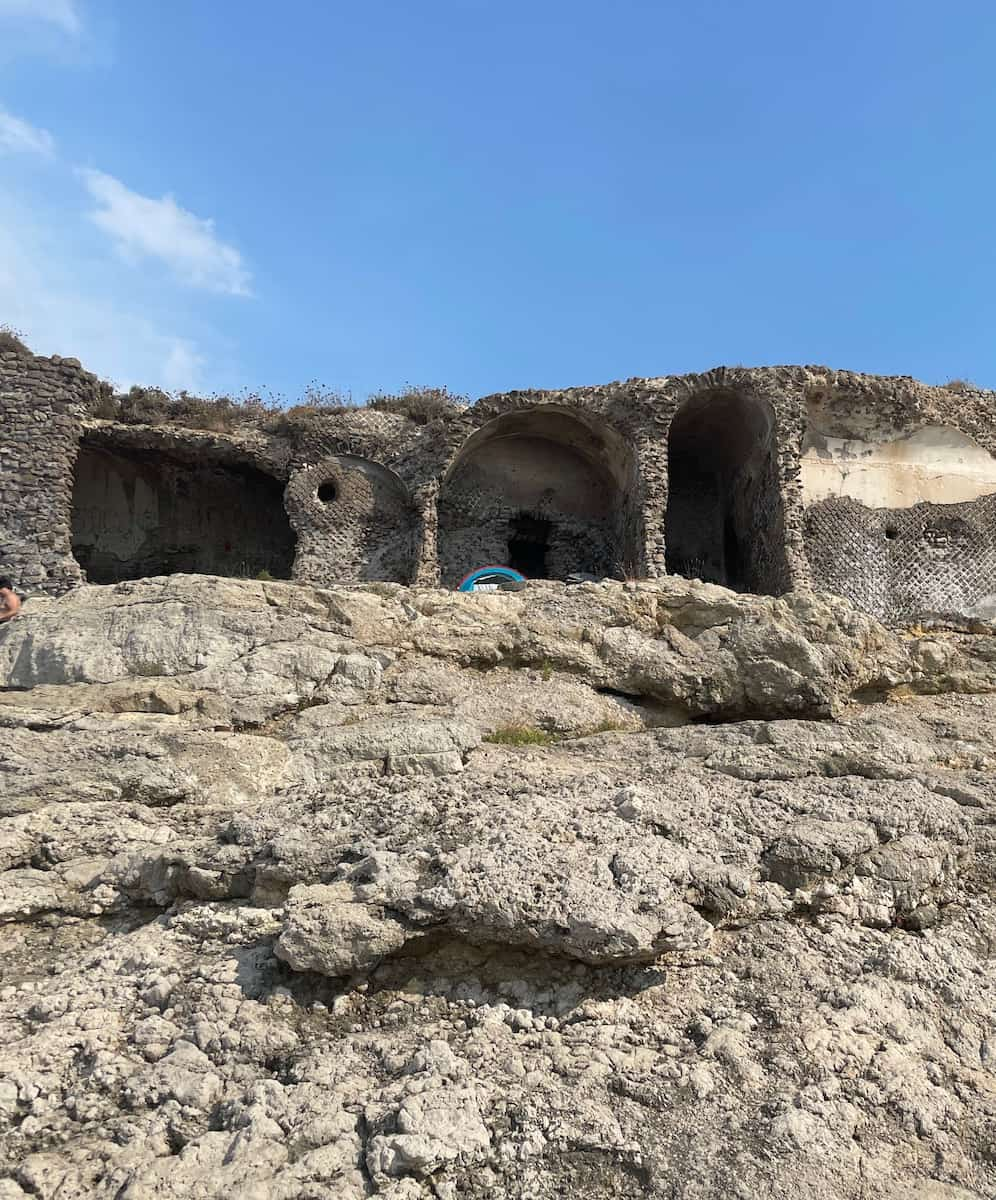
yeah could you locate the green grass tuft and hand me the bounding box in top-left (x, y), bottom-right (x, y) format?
top-left (581, 719), bottom-right (630, 736)
top-left (484, 725), bottom-right (558, 747)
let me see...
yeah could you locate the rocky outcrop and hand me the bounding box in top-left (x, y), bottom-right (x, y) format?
top-left (0, 573), bottom-right (983, 726)
top-left (1, 576), bottom-right (995, 1199)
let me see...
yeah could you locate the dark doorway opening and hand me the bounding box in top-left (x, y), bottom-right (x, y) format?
top-left (508, 514), bottom-right (551, 578)
top-left (665, 390), bottom-right (786, 595)
top-left (723, 515), bottom-right (745, 592)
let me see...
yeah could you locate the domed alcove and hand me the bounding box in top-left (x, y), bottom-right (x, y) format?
top-left (438, 406), bottom-right (639, 585)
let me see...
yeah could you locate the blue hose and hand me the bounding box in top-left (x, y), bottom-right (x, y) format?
top-left (457, 566), bottom-right (527, 592)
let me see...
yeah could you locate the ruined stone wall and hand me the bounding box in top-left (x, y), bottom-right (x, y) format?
top-left (0, 357), bottom-right (822, 603)
top-left (282, 415), bottom-right (425, 585)
top-left (6, 345), bottom-right (996, 624)
top-left (658, 378), bottom-right (797, 594)
top-left (434, 392), bottom-right (653, 586)
top-left (804, 494), bottom-right (996, 622)
top-left (798, 374), bottom-right (996, 621)
top-left (0, 351), bottom-right (100, 594)
top-left (285, 455), bottom-right (417, 585)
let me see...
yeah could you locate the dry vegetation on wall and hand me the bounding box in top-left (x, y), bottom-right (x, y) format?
top-left (0, 324), bottom-right (31, 356)
top-left (87, 381), bottom-right (467, 434)
top-left (366, 385), bottom-right (467, 424)
top-left (0, 325), bottom-right (469, 435)
top-left (91, 386), bottom-right (279, 433)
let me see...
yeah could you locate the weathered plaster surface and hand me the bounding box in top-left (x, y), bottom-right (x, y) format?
top-left (802, 425), bottom-right (996, 508)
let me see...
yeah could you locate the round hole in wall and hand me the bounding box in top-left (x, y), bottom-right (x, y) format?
top-left (884, 526), bottom-right (899, 540)
top-left (317, 480), bottom-right (337, 504)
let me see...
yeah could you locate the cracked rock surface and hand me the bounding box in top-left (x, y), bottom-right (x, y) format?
top-left (1, 576), bottom-right (995, 1198)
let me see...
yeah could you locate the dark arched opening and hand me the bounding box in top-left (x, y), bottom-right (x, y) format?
top-left (71, 439), bottom-right (295, 583)
top-left (438, 406), bottom-right (638, 586)
top-left (665, 390), bottom-right (786, 594)
top-left (507, 514), bottom-right (551, 577)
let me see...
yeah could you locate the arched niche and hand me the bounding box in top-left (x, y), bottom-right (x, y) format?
top-left (71, 437), bottom-right (295, 583)
top-left (284, 454), bottom-right (417, 584)
top-left (665, 390), bottom-right (786, 594)
top-left (438, 406), bottom-right (638, 585)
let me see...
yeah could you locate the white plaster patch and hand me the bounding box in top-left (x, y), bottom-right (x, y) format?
top-left (801, 425), bottom-right (996, 509)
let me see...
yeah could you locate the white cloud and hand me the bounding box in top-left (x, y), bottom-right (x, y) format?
top-left (80, 168), bottom-right (252, 297)
top-left (0, 195), bottom-right (209, 392)
top-left (0, 0), bottom-right (82, 36)
top-left (0, 107), bottom-right (55, 157)
top-left (161, 341), bottom-right (205, 392)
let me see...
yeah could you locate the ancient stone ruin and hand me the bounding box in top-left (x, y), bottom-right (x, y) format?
top-left (4, 348), bottom-right (996, 623)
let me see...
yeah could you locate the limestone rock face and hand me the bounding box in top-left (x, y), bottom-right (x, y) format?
top-left (0, 573), bottom-right (973, 723)
top-left (1, 575), bottom-right (996, 1199)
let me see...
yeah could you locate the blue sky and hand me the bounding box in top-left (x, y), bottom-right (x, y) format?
top-left (2, 1), bottom-right (995, 401)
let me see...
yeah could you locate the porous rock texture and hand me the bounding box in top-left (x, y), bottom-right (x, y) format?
top-left (1, 576), bottom-right (995, 1199)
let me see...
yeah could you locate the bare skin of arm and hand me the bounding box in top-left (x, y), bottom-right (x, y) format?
top-left (0, 589), bottom-right (21, 622)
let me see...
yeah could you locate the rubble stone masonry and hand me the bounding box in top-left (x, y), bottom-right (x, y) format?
top-left (3, 346), bottom-right (996, 624)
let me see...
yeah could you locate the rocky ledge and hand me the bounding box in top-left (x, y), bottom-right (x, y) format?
top-left (0, 577), bottom-right (995, 1199)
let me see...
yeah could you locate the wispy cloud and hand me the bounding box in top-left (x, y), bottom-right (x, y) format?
top-left (0, 192), bottom-right (211, 392)
top-left (80, 168), bottom-right (252, 297)
top-left (0, 107), bottom-right (55, 157)
top-left (161, 341), bottom-right (205, 391)
top-left (0, 101), bottom-right (251, 390)
top-left (0, 0), bottom-right (82, 36)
